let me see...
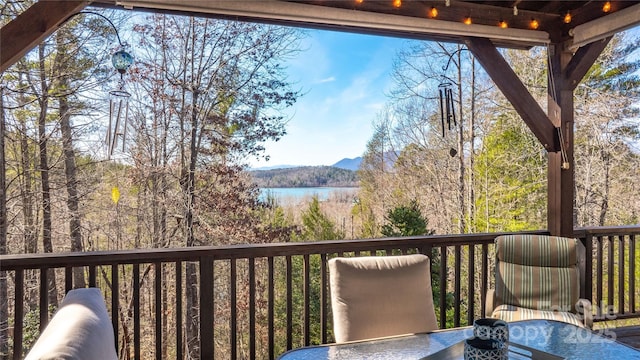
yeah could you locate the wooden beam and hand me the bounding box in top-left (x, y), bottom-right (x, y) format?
top-left (570, 3), bottom-right (640, 49)
top-left (465, 37), bottom-right (559, 152)
top-left (0, 1), bottom-right (88, 73)
top-left (109, 0), bottom-right (549, 48)
top-left (564, 37), bottom-right (611, 91)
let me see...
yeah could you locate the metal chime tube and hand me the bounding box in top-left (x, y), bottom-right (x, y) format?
top-left (447, 88), bottom-right (456, 127)
top-left (122, 100), bottom-right (128, 151)
top-left (107, 99), bottom-right (114, 148)
top-left (445, 87), bottom-right (452, 131)
top-left (439, 88), bottom-right (445, 137)
top-left (114, 99), bottom-right (124, 155)
top-left (107, 88), bottom-right (131, 158)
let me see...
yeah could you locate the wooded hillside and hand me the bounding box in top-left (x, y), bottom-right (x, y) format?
top-left (251, 166), bottom-right (358, 187)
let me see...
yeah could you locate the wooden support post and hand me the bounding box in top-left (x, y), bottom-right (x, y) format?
top-left (547, 39), bottom-right (609, 237)
top-left (547, 42), bottom-right (574, 237)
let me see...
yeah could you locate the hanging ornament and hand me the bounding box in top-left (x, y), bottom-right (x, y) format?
top-left (111, 186), bottom-right (121, 205)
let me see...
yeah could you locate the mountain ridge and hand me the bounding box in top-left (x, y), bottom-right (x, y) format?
top-left (251, 156), bottom-right (362, 171)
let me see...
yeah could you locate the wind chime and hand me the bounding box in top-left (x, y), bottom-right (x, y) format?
top-left (437, 79), bottom-right (456, 138)
top-left (107, 48), bottom-right (134, 159)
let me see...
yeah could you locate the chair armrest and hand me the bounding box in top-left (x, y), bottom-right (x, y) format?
top-left (485, 289), bottom-right (495, 318)
top-left (576, 298), bottom-right (593, 329)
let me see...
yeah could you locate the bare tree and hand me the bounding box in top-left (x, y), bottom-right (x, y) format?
top-left (128, 14), bottom-right (303, 358)
top-left (0, 85), bottom-right (9, 359)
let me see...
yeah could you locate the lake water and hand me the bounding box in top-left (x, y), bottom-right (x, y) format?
top-left (259, 187), bottom-right (358, 202)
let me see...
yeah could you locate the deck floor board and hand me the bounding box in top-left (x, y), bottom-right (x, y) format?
top-left (609, 325), bottom-right (640, 349)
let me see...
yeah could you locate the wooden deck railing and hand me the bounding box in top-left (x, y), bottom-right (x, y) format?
top-left (1, 226), bottom-right (639, 359)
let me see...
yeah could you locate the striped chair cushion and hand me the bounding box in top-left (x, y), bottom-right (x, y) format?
top-left (494, 235), bottom-right (580, 313)
top-left (496, 234), bottom-right (578, 267)
top-left (491, 304), bottom-right (585, 328)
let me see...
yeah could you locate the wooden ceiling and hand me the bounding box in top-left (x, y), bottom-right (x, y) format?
top-left (87, 0), bottom-right (640, 48)
top-left (290, 1), bottom-right (637, 40)
top-left (2, 1), bottom-right (640, 72)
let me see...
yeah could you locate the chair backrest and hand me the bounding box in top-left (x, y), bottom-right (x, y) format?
top-left (25, 287), bottom-right (117, 360)
top-left (328, 254), bottom-right (438, 343)
top-left (494, 234), bottom-right (583, 313)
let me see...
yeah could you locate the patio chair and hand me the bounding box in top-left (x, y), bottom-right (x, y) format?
top-left (485, 234), bottom-right (593, 328)
top-left (328, 254), bottom-right (438, 343)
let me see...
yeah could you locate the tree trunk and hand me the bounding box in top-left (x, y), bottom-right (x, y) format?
top-left (0, 85), bottom-right (9, 359)
top-left (185, 90), bottom-right (200, 360)
top-left (17, 67), bottom-right (39, 312)
top-left (467, 58), bottom-right (476, 233)
top-left (598, 154), bottom-right (611, 226)
top-left (36, 43), bottom-right (58, 307)
top-left (456, 47), bottom-right (466, 234)
top-left (57, 30), bottom-right (86, 287)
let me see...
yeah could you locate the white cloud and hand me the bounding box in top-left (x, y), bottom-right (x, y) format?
top-left (317, 76), bottom-right (336, 83)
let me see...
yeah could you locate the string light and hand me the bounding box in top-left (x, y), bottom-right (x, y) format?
top-left (564, 11), bottom-right (572, 24)
top-left (530, 18), bottom-right (539, 30)
top-left (464, 16), bottom-right (472, 25)
top-left (355, 0), bottom-right (363, 3)
top-left (429, 7), bottom-right (438, 18)
top-left (498, 20), bottom-right (508, 29)
top-left (392, 0), bottom-right (401, 8)
top-left (602, 1), bottom-right (611, 12)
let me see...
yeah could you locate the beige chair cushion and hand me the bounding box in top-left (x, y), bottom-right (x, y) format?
top-left (491, 304), bottom-right (584, 328)
top-left (25, 288), bottom-right (117, 360)
top-left (329, 254), bottom-right (438, 343)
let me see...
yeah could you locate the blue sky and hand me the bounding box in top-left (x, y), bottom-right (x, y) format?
top-left (249, 30), bottom-right (417, 168)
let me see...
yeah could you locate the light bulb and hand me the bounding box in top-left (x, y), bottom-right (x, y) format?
top-left (603, 1), bottom-right (611, 12)
top-left (429, 7), bottom-right (438, 17)
top-left (564, 12), bottom-right (572, 24)
top-left (393, 0), bottom-right (401, 8)
top-left (464, 16), bottom-right (472, 25)
top-left (499, 20), bottom-right (508, 28)
top-left (530, 19), bottom-right (539, 29)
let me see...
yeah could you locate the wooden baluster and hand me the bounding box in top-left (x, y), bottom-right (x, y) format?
top-left (176, 261), bottom-right (183, 360)
top-left (467, 244), bottom-right (475, 325)
top-left (320, 254), bottom-right (328, 344)
top-left (286, 256), bottom-right (293, 350)
top-left (454, 245), bottom-right (461, 327)
top-left (154, 262), bottom-right (162, 360)
top-left (13, 269), bottom-right (24, 360)
top-left (249, 258), bottom-right (256, 360)
top-left (39, 268), bottom-right (49, 332)
top-left (303, 254), bottom-right (310, 346)
top-left (230, 259), bottom-right (237, 360)
top-left (112, 264), bottom-right (119, 355)
top-left (268, 257), bottom-right (275, 360)
top-left (133, 264), bottom-right (141, 360)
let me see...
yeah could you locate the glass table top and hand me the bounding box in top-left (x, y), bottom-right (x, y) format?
top-left (278, 320), bottom-right (640, 360)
